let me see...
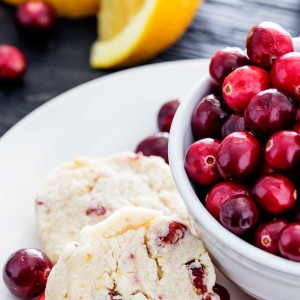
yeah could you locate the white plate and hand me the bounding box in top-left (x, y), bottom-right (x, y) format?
top-left (0, 59), bottom-right (254, 299)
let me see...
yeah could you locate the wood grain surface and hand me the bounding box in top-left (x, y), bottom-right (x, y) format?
top-left (0, 0), bottom-right (300, 136)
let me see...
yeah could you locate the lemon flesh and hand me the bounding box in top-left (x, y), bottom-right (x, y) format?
top-left (91, 0), bottom-right (202, 69)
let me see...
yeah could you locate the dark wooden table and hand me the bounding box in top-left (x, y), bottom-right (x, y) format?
top-left (0, 0), bottom-right (300, 137)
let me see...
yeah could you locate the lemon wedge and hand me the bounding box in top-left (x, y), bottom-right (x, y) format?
top-left (2, 0), bottom-right (99, 18)
top-left (90, 0), bottom-right (202, 69)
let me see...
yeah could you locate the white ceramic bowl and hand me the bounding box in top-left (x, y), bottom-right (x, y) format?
top-left (169, 38), bottom-right (300, 300)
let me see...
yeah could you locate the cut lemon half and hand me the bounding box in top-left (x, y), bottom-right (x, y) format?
top-left (90, 0), bottom-right (202, 69)
top-left (2, 0), bottom-right (99, 18)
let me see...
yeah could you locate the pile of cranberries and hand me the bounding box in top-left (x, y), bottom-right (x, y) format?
top-left (135, 99), bottom-right (180, 163)
top-left (184, 21), bottom-right (300, 262)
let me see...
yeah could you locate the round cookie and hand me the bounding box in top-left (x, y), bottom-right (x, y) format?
top-left (45, 207), bottom-right (219, 300)
top-left (36, 152), bottom-right (189, 263)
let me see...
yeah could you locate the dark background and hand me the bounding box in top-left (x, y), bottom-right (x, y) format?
top-left (0, 0), bottom-right (299, 136)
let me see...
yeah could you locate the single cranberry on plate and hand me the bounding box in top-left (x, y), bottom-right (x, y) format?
top-left (217, 131), bottom-right (261, 182)
top-left (244, 89), bottom-right (295, 136)
top-left (271, 52), bottom-right (300, 102)
top-left (212, 283), bottom-right (231, 300)
top-left (185, 138), bottom-right (221, 186)
top-left (255, 219), bottom-right (288, 255)
top-left (265, 130), bottom-right (300, 171)
top-left (0, 45), bottom-right (27, 81)
top-left (38, 292), bottom-right (45, 300)
top-left (279, 223), bottom-right (300, 262)
top-left (157, 99), bottom-right (180, 132)
top-left (222, 66), bottom-right (270, 112)
top-left (220, 194), bottom-right (259, 235)
top-left (16, 0), bottom-right (56, 36)
top-left (253, 174), bottom-right (297, 215)
top-left (192, 94), bottom-right (229, 140)
top-left (221, 113), bottom-right (245, 139)
top-left (3, 248), bottom-right (52, 299)
top-left (246, 21), bottom-right (294, 68)
top-left (135, 132), bottom-right (169, 163)
top-left (205, 182), bottom-right (251, 221)
top-left (209, 47), bottom-right (250, 87)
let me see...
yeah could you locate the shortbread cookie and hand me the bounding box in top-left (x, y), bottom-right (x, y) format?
top-left (45, 207), bottom-right (219, 300)
top-left (36, 152), bottom-right (189, 263)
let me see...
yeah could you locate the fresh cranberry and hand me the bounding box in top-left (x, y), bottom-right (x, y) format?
top-left (0, 45), bottom-right (27, 81)
top-left (192, 94), bottom-right (229, 139)
top-left (213, 283), bottom-right (230, 300)
top-left (265, 131), bottom-right (300, 171)
top-left (135, 132), bottom-right (169, 163)
top-left (157, 99), bottom-right (180, 132)
top-left (271, 52), bottom-right (300, 102)
top-left (16, 0), bottom-right (56, 36)
top-left (246, 21), bottom-right (294, 68)
top-left (221, 113), bottom-right (245, 139)
top-left (255, 219), bottom-right (288, 255)
top-left (253, 174), bottom-right (297, 215)
top-left (160, 222), bottom-right (187, 244)
top-left (244, 89), bottom-right (295, 136)
top-left (217, 131), bottom-right (261, 181)
top-left (220, 195), bottom-right (259, 235)
top-left (292, 122), bottom-right (300, 134)
top-left (38, 292), bottom-right (45, 300)
top-left (205, 182), bottom-right (251, 221)
top-left (279, 223), bottom-right (300, 262)
top-left (209, 47), bottom-right (250, 86)
top-left (185, 138), bottom-right (221, 185)
top-left (3, 248), bottom-right (52, 299)
top-left (187, 261), bottom-right (207, 294)
top-left (222, 66), bottom-right (270, 112)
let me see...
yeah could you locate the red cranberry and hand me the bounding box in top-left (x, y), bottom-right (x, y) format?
top-left (246, 21), bottom-right (294, 68)
top-left (279, 223), bottom-right (300, 262)
top-left (255, 219), bottom-right (288, 255)
top-left (220, 195), bottom-right (259, 235)
top-left (38, 292), bottom-right (45, 300)
top-left (3, 248), bottom-right (52, 299)
top-left (186, 261), bottom-right (207, 295)
top-left (292, 122), bottom-right (300, 134)
top-left (160, 221), bottom-right (187, 244)
top-left (135, 132), bottom-right (169, 163)
top-left (221, 113), bottom-right (245, 139)
top-left (157, 99), bottom-right (180, 132)
top-left (205, 182), bottom-right (251, 221)
top-left (209, 47), bottom-right (250, 86)
top-left (217, 131), bottom-right (261, 181)
top-left (185, 138), bottom-right (221, 185)
top-left (253, 174), bottom-right (297, 215)
top-left (271, 52), bottom-right (300, 102)
top-left (192, 94), bottom-right (229, 139)
top-left (16, 0), bottom-right (56, 36)
top-left (244, 89), bottom-right (295, 136)
top-left (265, 131), bottom-right (300, 171)
top-left (0, 45), bottom-right (27, 81)
top-left (213, 283), bottom-right (230, 300)
top-left (222, 66), bottom-right (270, 112)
